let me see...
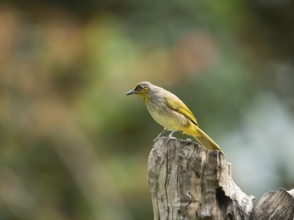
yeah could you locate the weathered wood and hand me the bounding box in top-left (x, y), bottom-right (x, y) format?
top-left (250, 188), bottom-right (294, 219)
top-left (148, 137), bottom-right (254, 220)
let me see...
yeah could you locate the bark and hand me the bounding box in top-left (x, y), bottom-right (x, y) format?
top-left (147, 137), bottom-right (294, 220)
top-left (148, 137), bottom-right (254, 220)
top-left (251, 188), bottom-right (294, 219)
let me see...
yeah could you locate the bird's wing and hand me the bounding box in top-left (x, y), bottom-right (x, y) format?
top-left (165, 96), bottom-right (198, 126)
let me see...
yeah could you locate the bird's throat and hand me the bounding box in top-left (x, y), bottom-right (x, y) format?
top-left (142, 94), bottom-right (150, 103)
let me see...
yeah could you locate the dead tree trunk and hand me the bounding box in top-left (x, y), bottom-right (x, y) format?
top-left (147, 137), bottom-right (294, 220)
top-left (251, 188), bottom-right (294, 219)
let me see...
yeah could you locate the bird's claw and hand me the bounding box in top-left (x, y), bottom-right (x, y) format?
top-left (163, 137), bottom-right (171, 145)
top-left (163, 130), bottom-right (176, 146)
top-left (153, 129), bottom-right (176, 145)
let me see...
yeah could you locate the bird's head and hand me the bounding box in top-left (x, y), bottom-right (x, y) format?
top-left (126, 81), bottom-right (153, 102)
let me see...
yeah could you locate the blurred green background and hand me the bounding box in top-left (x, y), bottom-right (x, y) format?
top-left (1, 0), bottom-right (294, 219)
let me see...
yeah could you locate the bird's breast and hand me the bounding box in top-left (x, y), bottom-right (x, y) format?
top-left (146, 100), bottom-right (189, 131)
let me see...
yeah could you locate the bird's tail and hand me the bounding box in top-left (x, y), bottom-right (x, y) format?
top-left (190, 125), bottom-right (223, 152)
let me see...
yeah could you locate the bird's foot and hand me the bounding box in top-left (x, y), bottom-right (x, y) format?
top-left (163, 130), bottom-right (176, 145)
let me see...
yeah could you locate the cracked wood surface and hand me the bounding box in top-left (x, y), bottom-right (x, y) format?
top-left (147, 137), bottom-right (294, 220)
top-left (148, 137), bottom-right (254, 220)
top-left (251, 188), bottom-right (294, 219)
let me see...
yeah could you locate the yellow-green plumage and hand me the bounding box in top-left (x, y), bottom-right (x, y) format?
top-left (126, 81), bottom-right (222, 152)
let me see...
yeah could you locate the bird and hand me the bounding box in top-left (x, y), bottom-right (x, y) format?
top-left (126, 81), bottom-right (222, 152)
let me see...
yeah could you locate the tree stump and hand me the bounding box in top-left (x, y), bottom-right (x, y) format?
top-left (148, 137), bottom-right (254, 220)
top-left (147, 137), bottom-right (294, 220)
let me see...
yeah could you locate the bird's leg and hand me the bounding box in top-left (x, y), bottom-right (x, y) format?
top-left (168, 130), bottom-right (176, 139)
top-left (153, 128), bottom-right (167, 142)
top-left (164, 130), bottom-right (176, 145)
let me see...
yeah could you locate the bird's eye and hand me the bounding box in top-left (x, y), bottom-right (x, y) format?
top-left (135, 84), bottom-right (143, 91)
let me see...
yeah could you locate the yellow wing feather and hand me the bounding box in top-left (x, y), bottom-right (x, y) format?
top-left (165, 96), bottom-right (198, 126)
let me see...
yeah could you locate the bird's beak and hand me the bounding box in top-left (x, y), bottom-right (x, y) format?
top-left (126, 89), bottom-right (136, 95)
